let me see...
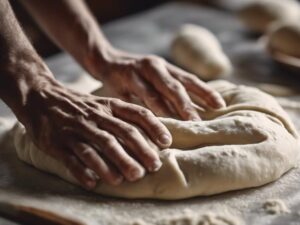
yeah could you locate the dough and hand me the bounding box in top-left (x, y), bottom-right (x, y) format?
top-left (238, 0), bottom-right (300, 33)
top-left (13, 81), bottom-right (300, 200)
top-left (266, 22), bottom-right (300, 58)
top-left (263, 199), bottom-right (290, 214)
top-left (171, 24), bottom-right (232, 80)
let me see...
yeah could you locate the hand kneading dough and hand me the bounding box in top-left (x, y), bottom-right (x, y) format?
top-left (171, 24), bottom-right (232, 80)
top-left (266, 22), bottom-right (300, 58)
top-left (238, 0), bottom-right (300, 33)
top-left (13, 81), bottom-right (300, 200)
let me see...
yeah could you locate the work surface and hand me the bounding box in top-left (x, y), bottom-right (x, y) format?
top-left (1, 2), bottom-right (300, 225)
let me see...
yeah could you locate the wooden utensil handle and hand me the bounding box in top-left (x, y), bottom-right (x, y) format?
top-left (0, 202), bottom-right (86, 225)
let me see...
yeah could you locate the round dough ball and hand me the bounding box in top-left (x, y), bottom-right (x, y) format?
top-left (266, 22), bottom-right (300, 58)
top-left (171, 24), bottom-right (232, 81)
top-left (238, 0), bottom-right (300, 33)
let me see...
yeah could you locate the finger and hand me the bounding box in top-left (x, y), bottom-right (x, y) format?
top-left (128, 73), bottom-right (171, 117)
top-left (167, 64), bottom-right (226, 109)
top-left (68, 125), bottom-right (145, 182)
top-left (58, 149), bottom-right (97, 190)
top-left (89, 112), bottom-right (162, 172)
top-left (68, 140), bottom-right (123, 186)
top-left (140, 58), bottom-right (200, 120)
top-left (110, 99), bottom-right (172, 148)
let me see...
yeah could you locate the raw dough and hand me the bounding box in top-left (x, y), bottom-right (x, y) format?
top-left (13, 81), bottom-right (300, 200)
top-left (266, 22), bottom-right (300, 58)
top-left (262, 199), bottom-right (290, 214)
top-left (171, 24), bottom-right (232, 80)
top-left (238, 0), bottom-right (300, 33)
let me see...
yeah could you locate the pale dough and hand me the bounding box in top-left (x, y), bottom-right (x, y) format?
top-left (262, 199), bottom-right (290, 214)
top-left (171, 24), bottom-right (232, 80)
top-left (13, 80), bottom-right (300, 200)
top-left (238, 0), bottom-right (300, 33)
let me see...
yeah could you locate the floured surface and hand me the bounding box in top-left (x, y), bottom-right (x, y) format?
top-left (1, 2), bottom-right (300, 224)
top-left (1, 108), bottom-right (300, 224)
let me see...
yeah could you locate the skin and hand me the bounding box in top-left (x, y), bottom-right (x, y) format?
top-left (0, 0), bottom-right (225, 189)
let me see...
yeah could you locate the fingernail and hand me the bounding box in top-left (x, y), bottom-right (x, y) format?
top-left (129, 169), bottom-right (145, 181)
top-left (158, 134), bottom-right (172, 146)
top-left (148, 160), bottom-right (162, 172)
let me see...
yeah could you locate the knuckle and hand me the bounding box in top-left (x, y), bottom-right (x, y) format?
top-left (187, 76), bottom-right (198, 84)
top-left (167, 81), bottom-right (182, 92)
top-left (103, 138), bottom-right (118, 150)
top-left (123, 126), bottom-right (139, 138)
top-left (111, 99), bottom-right (124, 108)
top-left (141, 55), bottom-right (162, 66)
top-left (137, 108), bottom-right (153, 119)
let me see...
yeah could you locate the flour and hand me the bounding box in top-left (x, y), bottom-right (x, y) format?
top-left (158, 210), bottom-right (243, 225)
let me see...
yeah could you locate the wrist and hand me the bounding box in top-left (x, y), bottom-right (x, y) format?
top-left (83, 42), bottom-right (122, 79)
top-left (0, 49), bottom-right (58, 125)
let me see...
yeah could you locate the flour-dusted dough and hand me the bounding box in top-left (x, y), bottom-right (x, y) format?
top-left (238, 0), bottom-right (300, 33)
top-left (266, 22), bottom-right (300, 58)
top-left (171, 24), bottom-right (232, 80)
top-left (13, 81), bottom-right (300, 200)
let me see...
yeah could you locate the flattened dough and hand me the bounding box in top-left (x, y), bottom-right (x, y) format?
top-left (13, 81), bottom-right (300, 199)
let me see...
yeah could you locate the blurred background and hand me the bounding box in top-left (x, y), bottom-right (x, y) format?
top-left (11, 0), bottom-right (245, 57)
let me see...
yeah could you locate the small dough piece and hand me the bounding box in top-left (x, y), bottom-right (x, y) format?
top-left (263, 199), bottom-right (290, 214)
top-left (171, 24), bottom-right (232, 80)
top-left (13, 81), bottom-right (300, 200)
top-left (238, 0), bottom-right (300, 33)
top-left (266, 22), bottom-right (300, 58)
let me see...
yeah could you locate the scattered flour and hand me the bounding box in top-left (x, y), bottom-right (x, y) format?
top-left (262, 199), bottom-right (290, 214)
top-left (128, 210), bottom-right (243, 225)
top-left (158, 210), bottom-right (243, 225)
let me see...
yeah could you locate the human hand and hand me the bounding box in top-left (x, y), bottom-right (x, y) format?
top-left (87, 49), bottom-right (226, 120)
top-left (22, 77), bottom-right (172, 189)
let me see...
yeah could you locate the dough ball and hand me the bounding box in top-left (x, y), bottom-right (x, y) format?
top-left (238, 0), bottom-right (300, 33)
top-left (266, 22), bottom-right (300, 58)
top-left (170, 24), bottom-right (232, 81)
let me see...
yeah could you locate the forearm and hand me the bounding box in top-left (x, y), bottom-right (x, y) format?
top-left (0, 0), bottom-right (56, 124)
top-left (21, 0), bottom-right (114, 78)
